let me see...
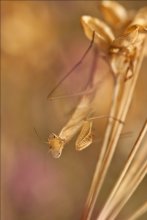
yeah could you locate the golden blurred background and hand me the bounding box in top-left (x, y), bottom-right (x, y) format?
top-left (1, 1), bottom-right (147, 220)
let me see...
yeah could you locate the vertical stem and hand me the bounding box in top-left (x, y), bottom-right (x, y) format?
top-left (81, 35), bottom-right (146, 220)
top-left (97, 121), bottom-right (147, 220)
top-left (127, 202), bottom-right (147, 220)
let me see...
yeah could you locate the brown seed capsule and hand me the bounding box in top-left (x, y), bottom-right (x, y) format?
top-left (100, 0), bottom-right (128, 28)
top-left (127, 7), bottom-right (147, 33)
top-left (111, 26), bottom-right (139, 49)
top-left (81, 15), bottom-right (114, 51)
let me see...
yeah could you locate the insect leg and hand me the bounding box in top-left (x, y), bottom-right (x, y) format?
top-left (34, 128), bottom-right (48, 144)
top-left (47, 31), bottom-right (95, 99)
top-left (88, 115), bottom-right (125, 124)
top-left (48, 88), bottom-right (94, 101)
top-left (48, 43), bottom-right (99, 102)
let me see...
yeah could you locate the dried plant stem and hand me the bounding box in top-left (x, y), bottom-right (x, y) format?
top-left (108, 159), bottom-right (147, 220)
top-left (127, 202), bottom-right (147, 220)
top-left (81, 34), bottom-right (146, 219)
top-left (81, 75), bottom-right (124, 220)
top-left (97, 120), bottom-right (147, 220)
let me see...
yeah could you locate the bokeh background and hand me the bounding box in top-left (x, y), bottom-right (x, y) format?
top-left (1, 1), bottom-right (147, 220)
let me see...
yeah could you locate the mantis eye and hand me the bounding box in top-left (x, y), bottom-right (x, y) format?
top-left (48, 145), bottom-right (52, 150)
top-left (48, 133), bottom-right (55, 139)
top-left (55, 151), bottom-right (61, 158)
top-left (49, 149), bottom-right (62, 158)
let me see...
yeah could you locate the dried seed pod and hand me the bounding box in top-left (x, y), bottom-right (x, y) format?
top-left (111, 26), bottom-right (139, 50)
top-left (100, 0), bottom-right (128, 28)
top-left (76, 120), bottom-right (93, 151)
top-left (110, 25), bottom-right (140, 77)
top-left (125, 25), bottom-right (146, 35)
top-left (81, 15), bottom-right (114, 51)
top-left (127, 7), bottom-right (147, 33)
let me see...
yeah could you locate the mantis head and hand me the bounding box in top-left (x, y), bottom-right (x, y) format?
top-left (48, 133), bottom-right (65, 158)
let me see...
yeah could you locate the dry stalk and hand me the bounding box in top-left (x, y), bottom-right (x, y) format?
top-left (97, 120), bottom-right (147, 220)
top-left (127, 202), bottom-right (147, 220)
top-left (108, 159), bottom-right (147, 220)
top-left (81, 3), bottom-right (147, 220)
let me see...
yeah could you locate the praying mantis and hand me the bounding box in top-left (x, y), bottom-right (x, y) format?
top-left (40, 2), bottom-right (146, 159)
top-left (46, 114), bottom-right (124, 158)
top-left (45, 35), bottom-right (121, 158)
top-left (44, 27), bottom-right (114, 158)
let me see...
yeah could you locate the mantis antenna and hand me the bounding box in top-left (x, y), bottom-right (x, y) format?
top-left (34, 128), bottom-right (49, 145)
top-left (48, 88), bottom-right (94, 101)
top-left (47, 31), bottom-right (95, 99)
